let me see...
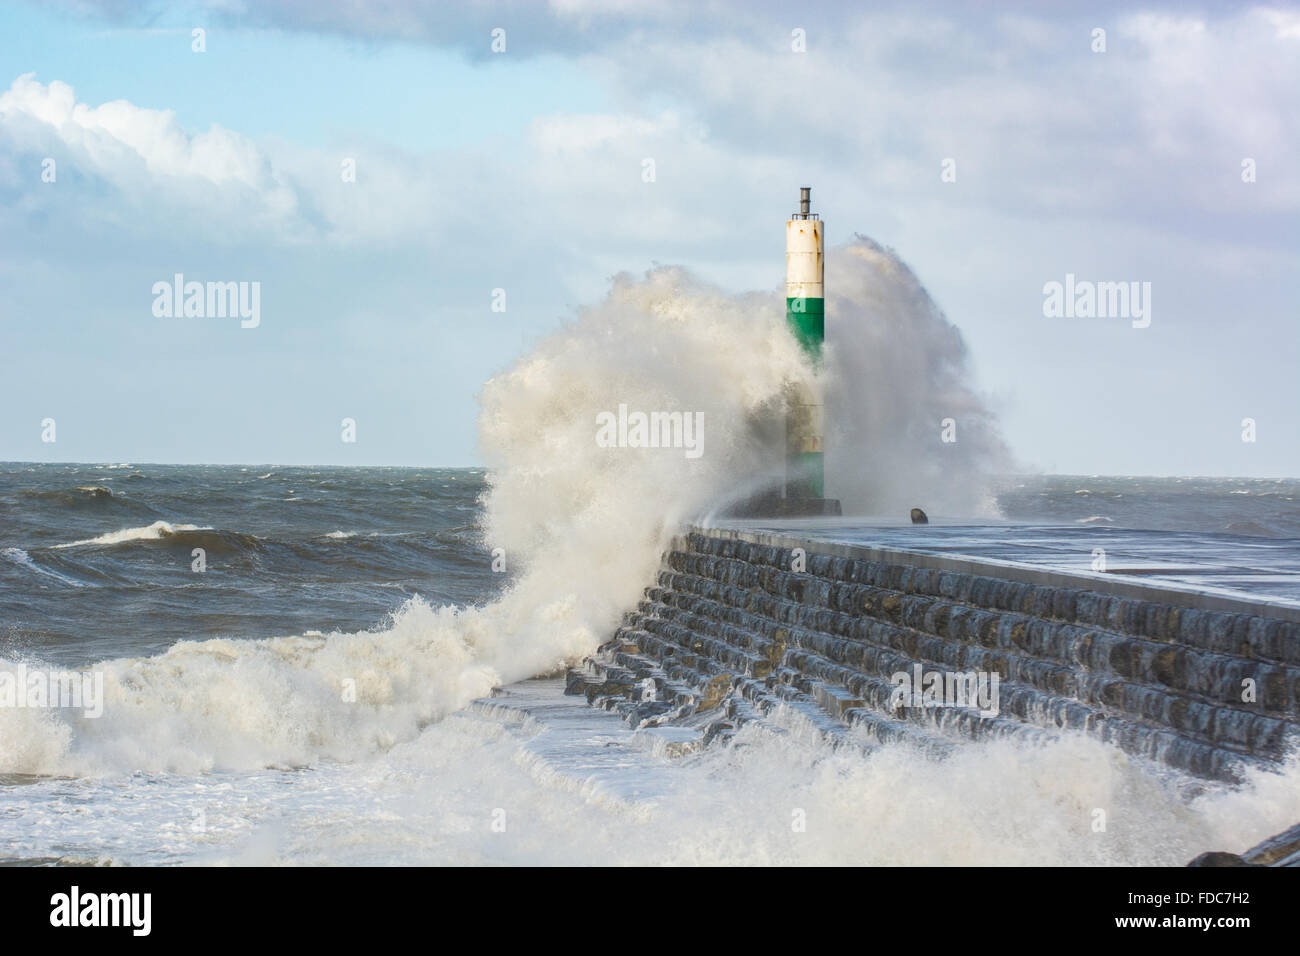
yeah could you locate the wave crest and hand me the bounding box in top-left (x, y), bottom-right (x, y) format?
top-left (53, 521), bottom-right (262, 554)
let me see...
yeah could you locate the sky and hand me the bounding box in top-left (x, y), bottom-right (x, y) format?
top-left (0, 0), bottom-right (1296, 474)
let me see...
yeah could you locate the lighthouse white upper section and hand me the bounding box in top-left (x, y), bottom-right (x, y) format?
top-left (786, 218), bottom-right (824, 300)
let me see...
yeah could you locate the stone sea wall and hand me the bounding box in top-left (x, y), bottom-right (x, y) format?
top-left (567, 527), bottom-right (1300, 784)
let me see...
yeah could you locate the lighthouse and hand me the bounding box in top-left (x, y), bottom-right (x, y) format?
top-left (722, 186), bottom-right (841, 519)
top-left (784, 187), bottom-right (840, 515)
top-left (786, 186), bottom-right (824, 499)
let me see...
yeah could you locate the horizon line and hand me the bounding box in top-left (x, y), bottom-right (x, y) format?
top-left (0, 461), bottom-right (1296, 481)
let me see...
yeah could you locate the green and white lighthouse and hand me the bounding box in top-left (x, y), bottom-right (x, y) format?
top-left (785, 186), bottom-right (834, 510)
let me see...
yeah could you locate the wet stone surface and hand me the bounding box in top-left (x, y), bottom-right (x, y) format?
top-left (567, 529), bottom-right (1300, 784)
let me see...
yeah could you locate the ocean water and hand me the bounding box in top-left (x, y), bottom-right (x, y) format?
top-left (5, 465), bottom-right (1299, 671)
top-left (995, 474), bottom-right (1300, 539)
top-left (0, 464), bottom-right (496, 668)
top-left (2, 251), bottom-right (1297, 865)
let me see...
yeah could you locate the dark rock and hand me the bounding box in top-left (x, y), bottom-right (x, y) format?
top-left (910, 508), bottom-right (929, 524)
top-left (1239, 820), bottom-right (1300, 866)
top-left (1187, 851), bottom-right (1258, 867)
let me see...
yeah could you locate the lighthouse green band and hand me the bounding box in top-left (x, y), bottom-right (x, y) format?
top-left (785, 295), bottom-right (825, 498)
top-left (785, 297), bottom-right (824, 359)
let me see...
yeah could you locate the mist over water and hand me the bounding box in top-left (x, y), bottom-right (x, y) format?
top-left (0, 241), bottom-right (1295, 863)
top-left (825, 238), bottom-right (1013, 517)
top-left (472, 264), bottom-right (806, 686)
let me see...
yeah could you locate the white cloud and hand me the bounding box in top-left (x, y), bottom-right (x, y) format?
top-left (1261, 8), bottom-right (1300, 39)
top-left (1, 74), bottom-right (265, 187)
top-left (0, 73), bottom-right (305, 239)
top-left (531, 111), bottom-right (678, 154)
top-left (0, 73), bottom-right (777, 255)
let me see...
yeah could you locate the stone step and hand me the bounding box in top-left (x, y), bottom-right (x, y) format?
top-left (649, 574), bottom-right (1293, 755)
top-left (643, 592), bottom-right (1262, 777)
top-left (677, 535), bottom-right (1300, 666)
top-left (661, 566), bottom-right (1300, 713)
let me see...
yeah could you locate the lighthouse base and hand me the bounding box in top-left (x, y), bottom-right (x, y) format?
top-left (776, 497), bottom-right (842, 517)
top-left (723, 491), bottom-right (842, 519)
